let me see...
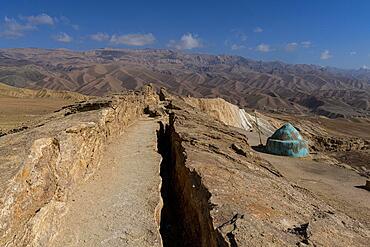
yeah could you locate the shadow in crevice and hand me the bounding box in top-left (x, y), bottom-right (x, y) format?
top-left (354, 185), bottom-right (370, 192)
top-left (156, 121), bottom-right (185, 247)
top-left (156, 119), bottom-right (230, 247)
top-left (251, 144), bottom-right (269, 154)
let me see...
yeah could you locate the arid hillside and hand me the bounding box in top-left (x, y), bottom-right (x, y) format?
top-left (0, 86), bottom-right (369, 246)
top-left (0, 82), bottom-right (88, 134)
top-left (1, 48), bottom-right (370, 118)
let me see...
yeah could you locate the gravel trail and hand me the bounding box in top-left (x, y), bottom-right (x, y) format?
top-left (52, 118), bottom-right (162, 247)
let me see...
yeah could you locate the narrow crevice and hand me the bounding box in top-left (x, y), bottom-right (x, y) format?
top-left (157, 120), bottom-right (184, 246)
top-left (226, 232), bottom-right (238, 247)
top-left (156, 115), bottom-right (229, 247)
top-left (217, 214), bottom-right (243, 247)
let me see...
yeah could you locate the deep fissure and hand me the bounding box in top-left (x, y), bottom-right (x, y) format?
top-left (156, 116), bottom-right (229, 247)
top-left (157, 120), bottom-right (185, 246)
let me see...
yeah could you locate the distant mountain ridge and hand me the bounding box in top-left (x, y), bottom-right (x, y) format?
top-left (0, 82), bottom-right (88, 101)
top-left (0, 48), bottom-right (370, 118)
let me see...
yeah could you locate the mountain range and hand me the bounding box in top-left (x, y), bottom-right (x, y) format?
top-left (1, 48), bottom-right (370, 118)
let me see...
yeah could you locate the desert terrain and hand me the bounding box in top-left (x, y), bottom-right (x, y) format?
top-left (1, 48), bottom-right (370, 118)
top-left (0, 82), bottom-right (88, 134)
top-left (0, 49), bottom-right (369, 246)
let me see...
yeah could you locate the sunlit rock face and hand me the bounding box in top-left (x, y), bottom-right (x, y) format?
top-left (157, 95), bottom-right (369, 247)
top-left (0, 85), bottom-right (159, 247)
top-left (182, 96), bottom-right (278, 135)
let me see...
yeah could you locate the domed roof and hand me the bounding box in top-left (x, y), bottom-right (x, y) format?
top-left (269, 123), bottom-right (303, 141)
top-left (266, 123), bottom-right (309, 157)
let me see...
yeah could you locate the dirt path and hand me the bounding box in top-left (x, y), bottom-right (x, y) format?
top-left (246, 131), bottom-right (370, 227)
top-left (52, 118), bottom-right (162, 247)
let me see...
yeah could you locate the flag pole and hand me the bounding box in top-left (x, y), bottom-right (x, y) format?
top-left (254, 110), bottom-right (263, 146)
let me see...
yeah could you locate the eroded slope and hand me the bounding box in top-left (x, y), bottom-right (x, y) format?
top-left (158, 94), bottom-right (370, 246)
top-left (1, 48), bottom-right (370, 118)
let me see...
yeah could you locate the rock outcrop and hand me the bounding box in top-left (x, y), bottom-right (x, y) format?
top-left (1, 85), bottom-right (369, 247)
top-left (0, 85), bottom-right (158, 246)
top-left (311, 135), bottom-right (370, 152)
top-left (158, 96), bottom-right (370, 246)
top-left (182, 96), bottom-right (279, 135)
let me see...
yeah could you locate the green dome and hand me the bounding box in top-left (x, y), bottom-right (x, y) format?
top-left (266, 123), bottom-right (309, 157)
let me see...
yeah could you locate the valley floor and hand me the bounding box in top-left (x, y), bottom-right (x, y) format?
top-left (0, 96), bottom-right (74, 132)
top-left (51, 118), bottom-right (162, 247)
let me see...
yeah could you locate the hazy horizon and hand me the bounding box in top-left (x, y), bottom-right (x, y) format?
top-left (1, 1), bottom-right (370, 69)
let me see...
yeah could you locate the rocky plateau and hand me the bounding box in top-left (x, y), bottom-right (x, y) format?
top-left (0, 85), bottom-right (369, 246)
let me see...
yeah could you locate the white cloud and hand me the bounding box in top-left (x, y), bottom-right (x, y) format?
top-left (350, 51), bottom-right (357, 56)
top-left (256, 43), bottom-right (271, 52)
top-left (110, 33), bottom-right (155, 46)
top-left (54, 32), bottom-right (73, 43)
top-left (90, 32), bottom-right (110, 42)
top-left (301, 41), bottom-right (312, 48)
top-left (231, 44), bottom-right (245, 50)
top-left (254, 27), bottom-right (263, 33)
top-left (0, 14), bottom-right (77, 39)
top-left (23, 13), bottom-right (54, 25)
top-left (362, 65), bottom-right (369, 69)
top-left (320, 50), bottom-right (332, 60)
top-left (285, 42), bottom-right (298, 52)
top-left (168, 33), bottom-right (202, 50)
top-left (0, 17), bottom-right (34, 38)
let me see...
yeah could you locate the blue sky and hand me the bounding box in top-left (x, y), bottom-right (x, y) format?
top-left (0, 0), bottom-right (369, 69)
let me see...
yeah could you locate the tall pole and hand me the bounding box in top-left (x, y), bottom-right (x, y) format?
top-left (254, 110), bottom-right (263, 146)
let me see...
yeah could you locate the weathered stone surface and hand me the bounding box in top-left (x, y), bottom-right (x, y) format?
top-left (1, 86), bottom-right (369, 247)
top-left (144, 105), bottom-right (165, 117)
top-left (0, 85), bottom-right (158, 247)
top-left (183, 96), bottom-right (280, 135)
top-left (158, 97), bottom-right (370, 246)
top-left (366, 180), bottom-right (370, 191)
top-left (312, 135), bottom-right (370, 152)
top-left (230, 143), bottom-right (248, 157)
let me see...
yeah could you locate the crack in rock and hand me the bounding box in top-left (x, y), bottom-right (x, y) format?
top-left (217, 213), bottom-right (244, 247)
top-left (288, 222), bottom-right (314, 246)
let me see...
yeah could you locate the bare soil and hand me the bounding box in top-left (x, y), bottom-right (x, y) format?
top-left (246, 131), bottom-right (370, 228)
top-left (0, 96), bottom-right (74, 131)
top-left (269, 113), bottom-right (370, 139)
top-left (51, 118), bottom-right (162, 247)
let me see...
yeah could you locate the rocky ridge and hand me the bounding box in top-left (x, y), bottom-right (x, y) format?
top-left (182, 96), bottom-right (279, 135)
top-left (158, 91), bottom-right (370, 246)
top-left (1, 48), bottom-right (370, 118)
top-left (0, 82), bottom-right (88, 101)
top-left (0, 85), bottom-right (158, 246)
top-left (0, 85), bottom-right (369, 246)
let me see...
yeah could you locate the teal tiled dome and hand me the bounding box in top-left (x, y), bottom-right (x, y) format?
top-left (266, 123), bottom-right (309, 157)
